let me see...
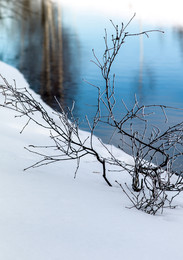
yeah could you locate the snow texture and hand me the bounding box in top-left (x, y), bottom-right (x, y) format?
top-left (0, 62), bottom-right (183, 260)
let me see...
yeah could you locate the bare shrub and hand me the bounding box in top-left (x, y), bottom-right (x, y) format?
top-left (90, 14), bottom-right (183, 214)
top-left (1, 14), bottom-right (183, 215)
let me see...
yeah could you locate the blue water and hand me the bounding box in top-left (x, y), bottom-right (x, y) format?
top-left (1, 1), bottom-right (183, 151)
top-left (61, 8), bottom-right (183, 147)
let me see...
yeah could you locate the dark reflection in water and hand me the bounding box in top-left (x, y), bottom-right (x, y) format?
top-left (1, 0), bottom-right (183, 170)
top-left (0, 0), bottom-right (80, 110)
top-left (174, 26), bottom-right (183, 60)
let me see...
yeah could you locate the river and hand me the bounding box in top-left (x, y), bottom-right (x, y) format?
top-left (0, 0), bottom-right (183, 169)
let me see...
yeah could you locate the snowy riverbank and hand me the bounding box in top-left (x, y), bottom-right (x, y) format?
top-left (0, 62), bottom-right (183, 260)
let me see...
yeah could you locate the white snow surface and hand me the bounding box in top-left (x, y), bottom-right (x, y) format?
top-left (0, 62), bottom-right (183, 260)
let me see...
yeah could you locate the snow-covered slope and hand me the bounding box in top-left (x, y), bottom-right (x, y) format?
top-left (0, 62), bottom-right (183, 260)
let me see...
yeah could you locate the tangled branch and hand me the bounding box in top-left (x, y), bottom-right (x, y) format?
top-left (90, 14), bottom-right (183, 214)
top-left (1, 14), bottom-right (183, 215)
top-left (0, 76), bottom-right (113, 186)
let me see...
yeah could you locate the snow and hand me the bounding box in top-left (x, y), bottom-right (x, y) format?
top-left (0, 61), bottom-right (183, 260)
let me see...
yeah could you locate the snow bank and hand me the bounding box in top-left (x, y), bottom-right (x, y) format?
top-left (0, 62), bottom-right (183, 260)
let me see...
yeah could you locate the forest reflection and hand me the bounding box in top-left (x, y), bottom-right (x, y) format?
top-left (1, 1), bottom-right (183, 131)
top-left (0, 0), bottom-right (79, 109)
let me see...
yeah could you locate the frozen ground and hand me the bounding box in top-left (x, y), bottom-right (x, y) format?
top-left (0, 62), bottom-right (183, 260)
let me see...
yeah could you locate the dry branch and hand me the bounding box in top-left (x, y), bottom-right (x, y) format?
top-left (1, 14), bottom-right (183, 215)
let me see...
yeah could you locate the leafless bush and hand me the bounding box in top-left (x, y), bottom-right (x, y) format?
top-left (90, 14), bottom-right (183, 214)
top-left (1, 14), bottom-right (183, 215)
top-left (0, 76), bottom-right (113, 186)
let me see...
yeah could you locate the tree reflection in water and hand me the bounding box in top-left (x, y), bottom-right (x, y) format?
top-left (0, 0), bottom-right (79, 110)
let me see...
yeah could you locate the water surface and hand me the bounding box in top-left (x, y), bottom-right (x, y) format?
top-left (1, 0), bottom-right (183, 153)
